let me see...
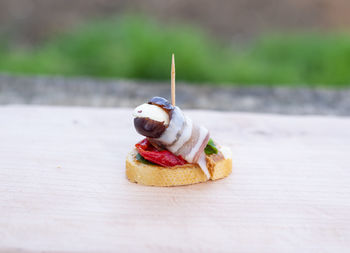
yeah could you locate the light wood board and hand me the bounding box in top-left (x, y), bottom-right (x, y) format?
top-left (0, 106), bottom-right (349, 253)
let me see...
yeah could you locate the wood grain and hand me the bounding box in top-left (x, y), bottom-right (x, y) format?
top-left (0, 106), bottom-right (349, 253)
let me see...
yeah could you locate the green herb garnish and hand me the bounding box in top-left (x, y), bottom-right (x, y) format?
top-left (136, 152), bottom-right (157, 165)
top-left (204, 139), bottom-right (218, 155)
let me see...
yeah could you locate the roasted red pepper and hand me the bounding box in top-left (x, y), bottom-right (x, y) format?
top-left (135, 138), bottom-right (187, 167)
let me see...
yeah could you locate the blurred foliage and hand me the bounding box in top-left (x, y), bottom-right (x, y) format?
top-left (1, 15), bottom-right (350, 87)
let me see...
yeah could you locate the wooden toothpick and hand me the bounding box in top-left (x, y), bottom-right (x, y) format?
top-left (171, 53), bottom-right (176, 106)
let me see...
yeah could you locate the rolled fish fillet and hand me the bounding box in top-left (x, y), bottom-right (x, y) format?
top-left (133, 97), bottom-right (211, 178)
top-left (154, 106), bottom-right (210, 164)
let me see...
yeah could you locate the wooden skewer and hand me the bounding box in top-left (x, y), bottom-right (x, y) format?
top-left (171, 53), bottom-right (176, 106)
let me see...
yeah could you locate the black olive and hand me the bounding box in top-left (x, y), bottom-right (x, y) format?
top-left (148, 97), bottom-right (174, 113)
top-left (134, 117), bottom-right (166, 138)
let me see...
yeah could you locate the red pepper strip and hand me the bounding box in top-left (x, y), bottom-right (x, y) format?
top-left (135, 138), bottom-right (187, 167)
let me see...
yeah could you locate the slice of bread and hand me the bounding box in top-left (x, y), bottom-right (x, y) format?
top-left (126, 148), bottom-right (232, 186)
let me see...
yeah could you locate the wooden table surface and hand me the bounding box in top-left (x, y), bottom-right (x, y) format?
top-left (0, 106), bottom-right (349, 253)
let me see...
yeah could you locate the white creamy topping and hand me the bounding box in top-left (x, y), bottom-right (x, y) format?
top-left (219, 146), bottom-right (232, 159)
top-left (155, 106), bottom-right (185, 145)
top-left (168, 116), bottom-right (192, 154)
top-left (185, 126), bottom-right (208, 163)
top-left (197, 152), bottom-right (210, 179)
top-left (133, 103), bottom-right (169, 125)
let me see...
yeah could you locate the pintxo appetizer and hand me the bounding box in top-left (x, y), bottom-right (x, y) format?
top-left (126, 55), bottom-right (232, 186)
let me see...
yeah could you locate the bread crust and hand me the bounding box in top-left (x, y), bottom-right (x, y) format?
top-left (125, 149), bottom-right (232, 186)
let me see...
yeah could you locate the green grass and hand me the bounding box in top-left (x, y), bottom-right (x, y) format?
top-left (1, 15), bottom-right (350, 87)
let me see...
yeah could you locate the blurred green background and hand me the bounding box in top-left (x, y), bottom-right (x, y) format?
top-left (1, 0), bottom-right (350, 87)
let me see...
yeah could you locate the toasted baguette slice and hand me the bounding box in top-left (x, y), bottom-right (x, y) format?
top-left (126, 148), bottom-right (232, 186)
